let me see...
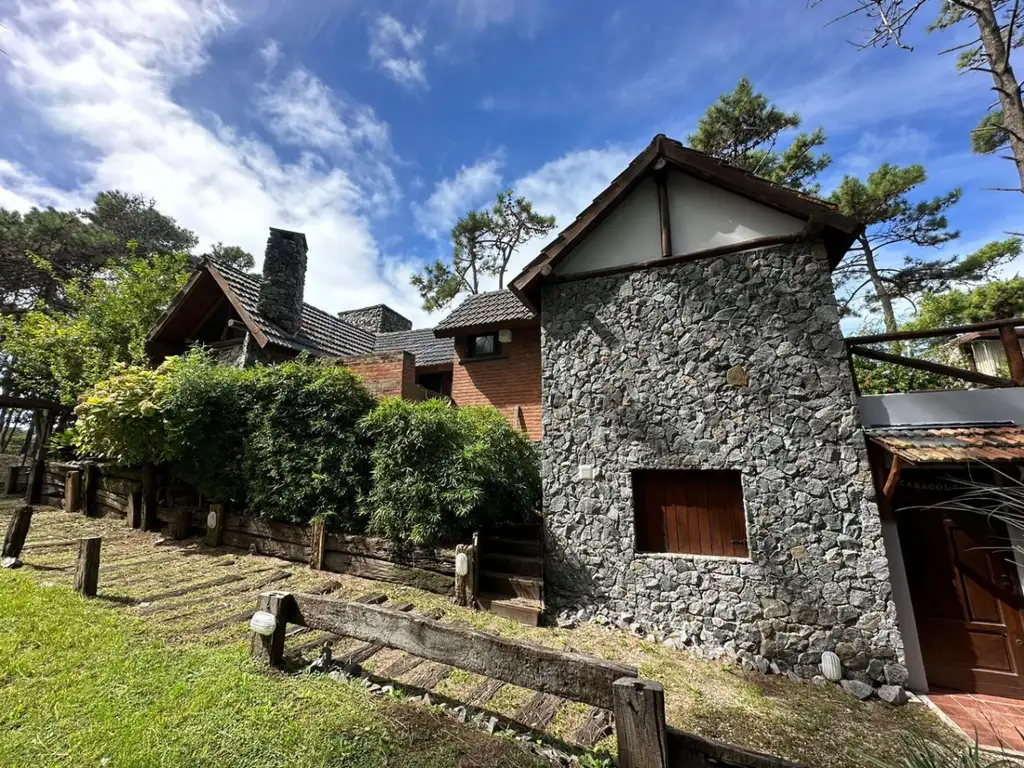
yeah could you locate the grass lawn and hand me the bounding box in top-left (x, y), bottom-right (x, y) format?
top-left (0, 572), bottom-right (544, 768)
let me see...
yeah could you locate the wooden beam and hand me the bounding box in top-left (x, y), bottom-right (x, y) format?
top-left (654, 165), bottom-right (672, 258)
top-left (309, 519), bottom-right (326, 571)
top-left (883, 455), bottom-right (904, 501)
top-left (614, 678), bottom-right (669, 768)
top-left (74, 537), bottom-right (101, 597)
top-left (284, 593), bottom-right (637, 709)
top-left (846, 316), bottom-right (1024, 346)
top-left (666, 725), bottom-right (804, 768)
top-left (847, 344), bottom-right (1013, 388)
top-left (0, 394), bottom-right (69, 411)
top-left (205, 503), bottom-right (224, 546)
top-left (187, 294), bottom-right (227, 339)
top-left (65, 470), bottom-right (82, 514)
top-left (251, 591), bottom-right (290, 667)
top-left (4, 466), bottom-right (19, 496)
top-left (1, 505), bottom-right (33, 565)
top-left (1000, 324), bottom-right (1024, 385)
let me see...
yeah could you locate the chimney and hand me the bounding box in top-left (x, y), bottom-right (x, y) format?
top-left (258, 227), bottom-right (307, 335)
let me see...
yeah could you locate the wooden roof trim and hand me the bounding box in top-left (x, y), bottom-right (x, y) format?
top-left (147, 266), bottom-right (209, 343)
top-left (205, 262), bottom-right (271, 348)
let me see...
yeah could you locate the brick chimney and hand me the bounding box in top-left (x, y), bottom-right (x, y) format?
top-left (258, 227), bottom-right (307, 335)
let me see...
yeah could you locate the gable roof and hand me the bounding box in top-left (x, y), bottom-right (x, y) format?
top-left (432, 290), bottom-right (536, 337)
top-left (149, 260), bottom-right (375, 358)
top-left (510, 134), bottom-right (862, 307)
top-left (374, 328), bottom-right (454, 366)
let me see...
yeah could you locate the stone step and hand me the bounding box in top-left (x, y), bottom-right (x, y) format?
top-left (482, 537), bottom-right (542, 558)
top-left (480, 552), bottom-right (543, 578)
top-left (479, 571), bottom-right (543, 601)
top-left (479, 593), bottom-right (542, 627)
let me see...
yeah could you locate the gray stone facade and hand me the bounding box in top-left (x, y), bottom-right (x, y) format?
top-left (338, 305), bottom-right (412, 334)
top-left (541, 243), bottom-right (905, 684)
top-left (258, 228), bottom-right (307, 335)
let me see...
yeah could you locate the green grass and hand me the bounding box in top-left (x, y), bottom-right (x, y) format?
top-left (0, 572), bottom-right (543, 768)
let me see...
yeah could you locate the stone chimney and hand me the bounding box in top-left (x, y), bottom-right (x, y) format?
top-left (258, 227), bottom-right (307, 335)
top-left (337, 305), bottom-right (412, 334)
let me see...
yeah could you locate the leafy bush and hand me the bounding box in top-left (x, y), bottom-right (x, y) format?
top-left (243, 359), bottom-right (376, 527)
top-left (360, 399), bottom-right (539, 546)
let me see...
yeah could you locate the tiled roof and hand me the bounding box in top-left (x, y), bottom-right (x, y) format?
top-left (433, 290), bottom-right (535, 332)
top-left (211, 261), bottom-right (375, 357)
top-left (866, 425), bottom-right (1024, 463)
top-left (374, 328), bottom-right (454, 366)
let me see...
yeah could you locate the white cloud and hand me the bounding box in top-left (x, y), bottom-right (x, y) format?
top-left (413, 155), bottom-right (503, 238)
top-left (840, 126), bottom-right (934, 174)
top-left (0, 0), bottom-right (430, 327)
top-left (369, 14), bottom-right (427, 89)
top-left (258, 38), bottom-right (280, 69)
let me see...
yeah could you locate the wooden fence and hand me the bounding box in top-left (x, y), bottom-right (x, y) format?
top-left (252, 591), bottom-right (803, 768)
top-left (5, 460), bottom-right (461, 597)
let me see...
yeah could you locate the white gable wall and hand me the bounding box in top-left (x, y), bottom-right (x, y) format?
top-left (554, 170), bottom-right (804, 277)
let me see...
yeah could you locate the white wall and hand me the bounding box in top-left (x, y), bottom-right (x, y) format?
top-left (554, 170), bottom-right (804, 277)
top-left (881, 520), bottom-right (929, 691)
top-left (667, 172), bottom-right (803, 254)
top-left (554, 178), bottom-right (662, 276)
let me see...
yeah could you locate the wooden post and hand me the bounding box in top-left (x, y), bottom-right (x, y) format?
top-left (82, 463), bottom-right (99, 517)
top-left (455, 543), bottom-right (476, 607)
top-left (140, 464), bottom-right (158, 532)
top-left (126, 487), bottom-right (142, 528)
top-left (309, 519), bottom-right (326, 570)
top-left (4, 466), bottom-right (18, 496)
top-left (24, 459), bottom-right (43, 504)
top-left (1000, 324), bottom-right (1024, 386)
top-left (613, 678), bottom-right (669, 768)
top-left (65, 470), bottom-right (82, 514)
top-left (168, 508), bottom-right (191, 540)
top-left (250, 591), bottom-right (289, 667)
top-left (205, 503), bottom-right (224, 546)
top-left (74, 537), bottom-right (101, 597)
top-left (1, 505), bottom-right (33, 566)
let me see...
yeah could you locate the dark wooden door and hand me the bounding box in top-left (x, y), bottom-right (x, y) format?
top-left (899, 503), bottom-right (1024, 698)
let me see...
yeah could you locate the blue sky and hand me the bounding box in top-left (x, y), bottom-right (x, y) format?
top-left (0, 0), bottom-right (1020, 329)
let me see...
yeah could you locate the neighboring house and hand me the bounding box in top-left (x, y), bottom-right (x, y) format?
top-left (148, 227), bottom-right (453, 400)
top-left (955, 327), bottom-right (1024, 376)
top-left (506, 134), bottom-right (906, 688)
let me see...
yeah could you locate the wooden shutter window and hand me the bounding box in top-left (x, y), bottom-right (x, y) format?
top-left (632, 469), bottom-right (749, 558)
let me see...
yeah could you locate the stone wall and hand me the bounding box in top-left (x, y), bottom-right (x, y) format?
top-left (258, 228), bottom-right (307, 335)
top-left (540, 242), bottom-right (905, 686)
top-left (338, 305), bottom-right (412, 334)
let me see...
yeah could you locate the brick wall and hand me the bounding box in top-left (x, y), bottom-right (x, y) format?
top-left (340, 351), bottom-right (417, 399)
top-left (451, 325), bottom-right (541, 440)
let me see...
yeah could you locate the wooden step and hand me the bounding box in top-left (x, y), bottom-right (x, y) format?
top-left (482, 537), bottom-right (542, 558)
top-left (479, 594), bottom-right (542, 627)
top-left (479, 571), bottom-right (543, 601)
top-left (481, 552), bottom-right (543, 578)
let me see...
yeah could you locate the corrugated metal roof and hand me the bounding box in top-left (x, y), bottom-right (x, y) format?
top-left (374, 328), bottom-right (453, 366)
top-left (866, 425), bottom-right (1024, 462)
top-left (433, 290), bottom-right (535, 332)
top-left (212, 261), bottom-right (375, 358)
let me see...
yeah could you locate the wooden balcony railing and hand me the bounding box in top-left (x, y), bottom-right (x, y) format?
top-left (844, 316), bottom-right (1024, 395)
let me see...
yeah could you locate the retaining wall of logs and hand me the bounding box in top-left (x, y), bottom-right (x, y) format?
top-left (8, 460), bottom-right (458, 596)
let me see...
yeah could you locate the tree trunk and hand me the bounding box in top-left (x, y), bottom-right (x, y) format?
top-left (19, 412), bottom-right (37, 464)
top-left (974, 0), bottom-right (1024, 192)
top-left (861, 236), bottom-right (900, 335)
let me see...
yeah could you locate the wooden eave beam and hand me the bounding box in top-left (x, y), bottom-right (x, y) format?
top-left (186, 294), bottom-right (227, 340)
top-left (847, 344), bottom-right (1015, 388)
top-left (204, 263), bottom-right (270, 347)
top-left (882, 455), bottom-right (904, 501)
top-left (653, 161), bottom-right (672, 258)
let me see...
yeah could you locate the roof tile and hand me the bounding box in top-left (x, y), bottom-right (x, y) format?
top-left (374, 329), bottom-right (453, 366)
top-left (434, 290), bottom-right (535, 332)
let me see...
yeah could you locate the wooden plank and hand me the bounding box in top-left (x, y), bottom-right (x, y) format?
top-left (223, 515), bottom-right (309, 547)
top-left (321, 550), bottom-right (453, 594)
top-left (138, 570), bottom-right (292, 616)
top-left (882, 456), bottom-right (904, 501)
top-left (403, 661), bottom-right (453, 690)
top-left (140, 464), bottom-right (158, 532)
top-left (82, 463), bottom-right (99, 517)
top-left (74, 537), bottom-right (102, 597)
top-left (654, 165), bottom-right (672, 258)
top-left (848, 344), bottom-right (1012, 388)
top-left (309, 519), bottom-right (326, 570)
top-left (286, 594), bottom-right (637, 709)
top-left (666, 726), bottom-right (804, 768)
top-left (325, 532), bottom-right (456, 575)
top-left (250, 592), bottom-right (289, 667)
top-left (288, 593), bottom-right (396, 659)
top-left (334, 601), bottom-right (414, 665)
top-left (4, 466), bottom-right (19, 496)
top-left (135, 572), bottom-right (244, 603)
top-left (513, 691), bottom-right (563, 730)
top-left (573, 707), bottom-right (614, 747)
top-left (126, 488), bottom-right (142, 529)
top-left (614, 678), bottom-right (669, 768)
top-left (382, 654), bottom-right (424, 678)
top-left (220, 529), bottom-right (308, 563)
top-left (846, 316), bottom-right (1024, 345)
top-left (21, 538), bottom-right (77, 551)
top-left (468, 678), bottom-right (505, 707)
top-left (2, 505), bottom-right (33, 562)
top-left (25, 459), bottom-right (44, 504)
top-left (205, 503), bottom-right (224, 546)
top-left (1000, 324), bottom-right (1024, 386)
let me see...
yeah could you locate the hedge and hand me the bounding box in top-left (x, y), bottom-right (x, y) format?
top-left (68, 351), bottom-right (540, 545)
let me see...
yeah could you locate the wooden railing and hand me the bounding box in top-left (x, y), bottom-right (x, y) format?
top-left (251, 591), bottom-right (803, 768)
top-left (845, 316), bottom-right (1024, 395)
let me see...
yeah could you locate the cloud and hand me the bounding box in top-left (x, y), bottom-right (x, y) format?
top-left (413, 155), bottom-right (503, 238)
top-left (838, 126), bottom-right (935, 174)
top-left (258, 38), bottom-right (281, 69)
top-left (0, 0), bottom-right (430, 326)
top-left (369, 14), bottom-right (427, 89)
top-left (0, 159), bottom-right (91, 212)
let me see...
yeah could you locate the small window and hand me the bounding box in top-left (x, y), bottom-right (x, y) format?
top-left (466, 332), bottom-right (500, 359)
top-left (632, 469), bottom-right (748, 558)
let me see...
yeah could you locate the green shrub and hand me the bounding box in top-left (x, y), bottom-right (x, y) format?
top-left (243, 359), bottom-right (376, 527)
top-left (360, 399), bottom-right (539, 546)
top-left (73, 362), bottom-right (176, 466)
top-left (862, 734), bottom-right (1017, 767)
top-left (161, 351), bottom-right (253, 503)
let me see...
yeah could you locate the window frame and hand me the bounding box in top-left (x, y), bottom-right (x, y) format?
top-left (631, 468), bottom-right (749, 559)
top-left (464, 332), bottom-right (502, 360)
